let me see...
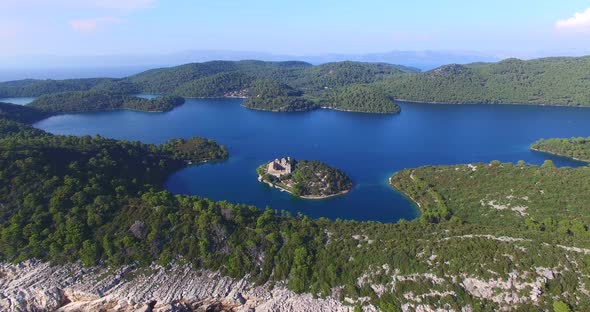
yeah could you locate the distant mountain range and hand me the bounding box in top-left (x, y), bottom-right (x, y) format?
top-left (0, 50), bottom-right (505, 82)
top-left (2, 49), bottom-right (590, 82)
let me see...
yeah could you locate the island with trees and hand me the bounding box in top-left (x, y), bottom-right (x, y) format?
top-left (5, 57), bottom-right (590, 117)
top-left (0, 60), bottom-right (415, 114)
top-left (531, 137), bottom-right (590, 162)
top-left (0, 101), bottom-right (51, 124)
top-left (242, 79), bottom-right (319, 112)
top-left (257, 157), bottom-right (352, 199)
top-left (30, 91), bottom-right (185, 114)
top-left (323, 84), bottom-right (400, 113)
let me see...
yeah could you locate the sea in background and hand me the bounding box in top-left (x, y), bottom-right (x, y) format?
top-left (0, 66), bottom-right (151, 82)
top-left (32, 98), bottom-right (590, 222)
top-left (0, 97), bottom-right (36, 105)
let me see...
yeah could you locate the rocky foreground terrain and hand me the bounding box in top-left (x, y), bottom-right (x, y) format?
top-left (0, 260), bottom-right (361, 312)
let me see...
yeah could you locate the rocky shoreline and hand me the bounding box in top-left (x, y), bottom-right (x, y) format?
top-left (0, 260), bottom-right (359, 312)
top-left (257, 175), bottom-right (350, 200)
top-left (530, 147), bottom-right (590, 163)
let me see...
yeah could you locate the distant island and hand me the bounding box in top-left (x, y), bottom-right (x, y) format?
top-left (531, 137), bottom-right (590, 162)
top-left (0, 101), bottom-right (50, 124)
top-left (4, 57), bottom-right (590, 113)
top-left (0, 61), bottom-right (410, 114)
top-left (242, 79), bottom-right (319, 112)
top-left (257, 157), bottom-right (352, 199)
top-left (30, 91), bottom-right (185, 114)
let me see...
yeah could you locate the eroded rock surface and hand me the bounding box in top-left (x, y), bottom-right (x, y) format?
top-left (0, 260), bottom-right (352, 312)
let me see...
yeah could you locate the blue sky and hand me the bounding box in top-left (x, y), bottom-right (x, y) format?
top-left (2, 0), bottom-right (590, 57)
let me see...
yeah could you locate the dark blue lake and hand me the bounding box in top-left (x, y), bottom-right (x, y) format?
top-left (33, 98), bottom-right (590, 222)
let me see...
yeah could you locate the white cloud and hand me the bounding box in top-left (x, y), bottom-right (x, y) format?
top-left (556, 7), bottom-right (590, 32)
top-left (1, 0), bottom-right (157, 10)
top-left (70, 17), bottom-right (122, 33)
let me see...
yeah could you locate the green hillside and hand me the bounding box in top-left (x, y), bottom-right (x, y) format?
top-left (325, 84), bottom-right (400, 113)
top-left (531, 137), bottom-right (590, 162)
top-left (3, 57), bottom-right (590, 114)
top-left (30, 91), bottom-right (185, 113)
top-left (0, 102), bottom-right (50, 124)
top-left (379, 57), bottom-right (590, 106)
top-left (1, 114), bottom-right (588, 310)
top-left (0, 78), bottom-right (112, 97)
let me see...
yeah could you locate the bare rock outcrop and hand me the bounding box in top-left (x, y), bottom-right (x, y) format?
top-left (0, 260), bottom-right (354, 312)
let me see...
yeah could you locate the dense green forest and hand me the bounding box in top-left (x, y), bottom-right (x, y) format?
top-left (0, 107), bottom-right (588, 309)
top-left (4, 57), bottom-right (590, 110)
top-left (531, 137), bottom-right (590, 162)
top-left (0, 102), bottom-right (50, 124)
top-left (0, 78), bottom-right (114, 97)
top-left (292, 61), bottom-right (413, 95)
top-left (245, 96), bottom-right (319, 112)
top-left (173, 72), bottom-right (253, 98)
top-left (258, 159), bottom-right (352, 197)
top-left (91, 79), bottom-right (141, 94)
top-left (243, 79), bottom-right (319, 112)
top-left (159, 137), bottom-right (228, 162)
top-left (0, 61), bottom-right (415, 114)
top-left (391, 162), bottom-right (590, 233)
top-left (324, 84), bottom-right (400, 113)
top-left (378, 57), bottom-right (590, 106)
top-left (30, 91), bottom-right (185, 113)
top-left (2, 57), bottom-right (590, 310)
top-left (125, 60), bottom-right (413, 95)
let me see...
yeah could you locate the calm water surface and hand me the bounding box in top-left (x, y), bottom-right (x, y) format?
top-left (34, 98), bottom-right (590, 222)
top-left (1, 97), bottom-right (36, 105)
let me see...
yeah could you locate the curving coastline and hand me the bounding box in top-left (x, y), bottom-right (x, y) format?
top-left (530, 147), bottom-right (590, 163)
top-left (257, 175), bottom-right (351, 199)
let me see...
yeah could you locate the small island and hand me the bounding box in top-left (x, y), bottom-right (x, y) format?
top-left (531, 137), bottom-right (590, 163)
top-left (323, 84), bottom-right (401, 114)
top-left (257, 157), bottom-right (352, 199)
top-left (30, 91), bottom-right (185, 114)
top-left (243, 79), bottom-right (320, 112)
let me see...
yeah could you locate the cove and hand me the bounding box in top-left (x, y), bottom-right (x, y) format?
top-left (34, 98), bottom-right (590, 222)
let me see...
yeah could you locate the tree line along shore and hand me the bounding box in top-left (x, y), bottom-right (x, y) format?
top-left (4, 56), bottom-right (590, 114)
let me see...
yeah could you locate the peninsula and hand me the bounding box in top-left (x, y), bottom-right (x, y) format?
top-left (30, 91), bottom-right (185, 114)
top-left (257, 157), bottom-right (352, 199)
top-left (531, 137), bottom-right (590, 163)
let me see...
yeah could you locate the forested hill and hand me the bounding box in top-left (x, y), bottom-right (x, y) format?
top-left (30, 91), bottom-right (185, 113)
top-left (0, 102), bottom-right (50, 124)
top-left (0, 60), bottom-right (412, 113)
top-left (324, 84), bottom-right (400, 113)
top-left (1, 112), bottom-right (589, 309)
top-left (242, 79), bottom-right (319, 112)
top-left (3, 57), bottom-right (590, 110)
top-left (127, 60), bottom-right (415, 95)
top-left (531, 137), bottom-right (590, 162)
top-left (378, 56), bottom-right (590, 106)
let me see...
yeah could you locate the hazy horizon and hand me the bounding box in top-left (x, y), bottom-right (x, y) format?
top-left (3, 47), bottom-right (590, 82)
top-left (3, 1), bottom-right (590, 68)
top-left (4, 1), bottom-right (590, 80)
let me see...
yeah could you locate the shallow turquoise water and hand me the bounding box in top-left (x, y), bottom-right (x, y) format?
top-left (34, 98), bottom-right (590, 222)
